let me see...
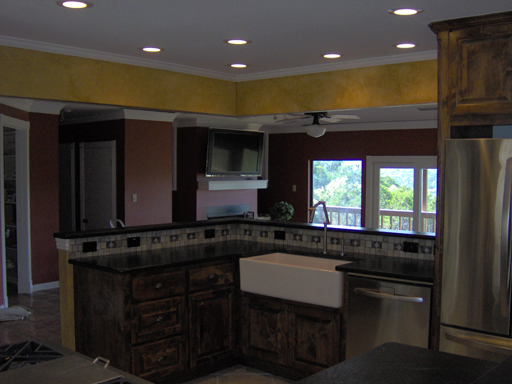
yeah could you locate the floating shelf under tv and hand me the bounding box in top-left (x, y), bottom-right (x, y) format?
top-left (198, 179), bottom-right (268, 191)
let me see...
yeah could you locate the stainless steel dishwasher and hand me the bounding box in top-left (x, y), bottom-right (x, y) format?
top-left (346, 274), bottom-right (432, 359)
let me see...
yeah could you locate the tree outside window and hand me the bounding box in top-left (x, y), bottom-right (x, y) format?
top-left (311, 160), bottom-right (362, 226)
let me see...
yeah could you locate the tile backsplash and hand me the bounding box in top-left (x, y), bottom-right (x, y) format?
top-left (63, 222), bottom-right (434, 261)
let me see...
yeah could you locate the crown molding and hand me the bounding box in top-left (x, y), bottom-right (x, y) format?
top-left (233, 50), bottom-right (438, 82)
top-left (123, 109), bottom-right (178, 122)
top-left (0, 97), bottom-right (65, 114)
top-left (0, 36), bottom-right (437, 83)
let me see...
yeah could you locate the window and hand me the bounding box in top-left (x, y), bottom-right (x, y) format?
top-left (311, 160), bottom-right (362, 226)
top-left (365, 156), bottom-right (437, 233)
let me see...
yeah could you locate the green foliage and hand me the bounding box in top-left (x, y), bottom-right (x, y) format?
top-left (312, 161), bottom-right (362, 207)
top-left (269, 201), bottom-right (294, 221)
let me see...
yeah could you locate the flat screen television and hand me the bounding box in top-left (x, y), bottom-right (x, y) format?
top-left (205, 129), bottom-right (265, 177)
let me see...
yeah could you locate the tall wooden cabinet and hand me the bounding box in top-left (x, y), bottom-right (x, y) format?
top-left (429, 11), bottom-right (512, 349)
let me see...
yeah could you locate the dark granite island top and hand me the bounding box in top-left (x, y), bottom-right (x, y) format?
top-left (335, 255), bottom-right (435, 282)
top-left (299, 343), bottom-right (498, 384)
top-left (68, 240), bottom-right (434, 283)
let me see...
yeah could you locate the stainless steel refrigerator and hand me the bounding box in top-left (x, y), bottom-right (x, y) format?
top-left (440, 139), bottom-right (512, 362)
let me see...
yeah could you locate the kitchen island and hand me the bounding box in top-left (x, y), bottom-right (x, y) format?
top-left (299, 342), bottom-right (502, 384)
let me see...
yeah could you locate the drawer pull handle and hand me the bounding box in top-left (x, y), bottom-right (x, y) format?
top-left (155, 316), bottom-right (164, 323)
top-left (154, 283), bottom-right (163, 289)
top-left (208, 274), bottom-right (218, 280)
top-left (157, 356), bottom-right (166, 363)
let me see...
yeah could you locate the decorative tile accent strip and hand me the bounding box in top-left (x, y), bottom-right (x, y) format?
top-left (106, 241), bottom-right (116, 249)
top-left (394, 243), bottom-right (403, 251)
top-left (312, 236), bottom-right (321, 244)
top-left (372, 241), bottom-right (382, 249)
top-left (293, 234), bottom-right (303, 242)
top-left (244, 229), bottom-right (252, 236)
top-left (187, 233), bottom-right (196, 240)
top-left (170, 234), bottom-right (179, 242)
top-left (350, 239), bottom-right (361, 247)
top-left (221, 229), bottom-right (229, 236)
top-left (151, 237), bottom-right (161, 244)
top-left (330, 238), bottom-right (340, 245)
top-left (260, 231), bottom-right (268, 238)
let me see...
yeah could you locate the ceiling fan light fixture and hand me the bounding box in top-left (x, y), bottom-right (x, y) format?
top-left (57, 1), bottom-right (92, 9)
top-left (306, 125), bottom-right (326, 138)
top-left (323, 53), bottom-right (341, 59)
top-left (231, 63), bottom-right (247, 68)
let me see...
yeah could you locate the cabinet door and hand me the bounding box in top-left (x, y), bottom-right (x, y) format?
top-left (449, 22), bottom-right (512, 115)
top-left (132, 335), bottom-right (187, 383)
top-left (288, 304), bottom-right (341, 373)
top-left (242, 295), bottom-right (288, 366)
top-left (189, 287), bottom-right (235, 367)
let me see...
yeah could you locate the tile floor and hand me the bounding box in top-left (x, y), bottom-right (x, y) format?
top-left (0, 284), bottom-right (295, 384)
top-left (0, 284), bottom-right (61, 346)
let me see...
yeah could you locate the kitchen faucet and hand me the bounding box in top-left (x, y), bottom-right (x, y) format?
top-left (308, 201), bottom-right (330, 254)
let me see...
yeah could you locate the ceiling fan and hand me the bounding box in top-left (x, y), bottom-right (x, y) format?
top-left (274, 111), bottom-right (360, 137)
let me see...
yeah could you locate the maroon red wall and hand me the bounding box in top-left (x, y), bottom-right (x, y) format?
top-left (29, 113), bottom-right (60, 285)
top-left (124, 119), bottom-right (173, 226)
top-left (259, 128), bottom-right (438, 223)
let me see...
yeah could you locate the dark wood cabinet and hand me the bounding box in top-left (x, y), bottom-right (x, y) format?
top-left (73, 259), bottom-right (237, 384)
top-left (189, 287), bottom-right (235, 367)
top-left (242, 294), bottom-right (342, 377)
top-left (431, 12), bottom-right (512, 117)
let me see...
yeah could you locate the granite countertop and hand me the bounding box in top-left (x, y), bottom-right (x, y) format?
top-left (299, 342), bottom-right (498, 384)
top-left (69, 240), bottom-right (434, 282)
top-left (335, 255), bottom-right (435, 282)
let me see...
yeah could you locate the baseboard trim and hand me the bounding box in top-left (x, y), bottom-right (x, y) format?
top-left (32, 281), bottom-right (59, 292)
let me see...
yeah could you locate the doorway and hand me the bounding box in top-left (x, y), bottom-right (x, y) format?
top-left (0, 114), bottom-right (31, 305)
top-left (59, 140), bottom-right (117, 232)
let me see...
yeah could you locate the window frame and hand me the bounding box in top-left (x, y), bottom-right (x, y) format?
top-left (365, 155), bottom-right (437, 232)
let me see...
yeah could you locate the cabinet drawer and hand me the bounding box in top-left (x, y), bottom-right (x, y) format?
top-left (132, 270), bottom-right (185, 301)
top-left (188, 262), bottom-right (234, 292)
top-left (132, 336), bottom-right (187, 381)
top-left (132, 296), bottom-right (185, 344)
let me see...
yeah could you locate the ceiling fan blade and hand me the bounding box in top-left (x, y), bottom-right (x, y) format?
top-left (325, 114), bottom-right (360, 120)
top-left (274, 116), bottom-right (312, 125)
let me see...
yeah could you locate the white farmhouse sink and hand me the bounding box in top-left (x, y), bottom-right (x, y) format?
top-left (239, 253), bottom-right (352, 308)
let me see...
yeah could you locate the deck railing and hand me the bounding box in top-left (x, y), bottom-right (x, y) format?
top-left (316, 206), bottom-right (436, 233)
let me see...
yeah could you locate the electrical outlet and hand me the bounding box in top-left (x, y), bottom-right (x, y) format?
top-left (127, 237), bottom-right (140, 247)
top-left (82, 241), bottom-right (97, 253)
top-left (403, 241), bottom-right (419, 253)
top-left (274, 230), bottom-right (286, 240)
top-left (205, 229), bottom-right (215, 239)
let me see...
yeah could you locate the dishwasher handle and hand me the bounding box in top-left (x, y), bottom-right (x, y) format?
top-left (354, 287), bottom-right (424, 303)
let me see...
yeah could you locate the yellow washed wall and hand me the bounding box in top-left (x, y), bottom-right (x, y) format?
top-left (0, 46), bottom-right (237, 115)
top-left (236, 60), bottom-right (438, 115)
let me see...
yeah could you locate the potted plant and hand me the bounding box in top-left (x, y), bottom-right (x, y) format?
top-left (269, 201), bottom-right (294, 222)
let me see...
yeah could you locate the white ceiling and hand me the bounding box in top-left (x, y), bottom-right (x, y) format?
top-left (0, 1), bottom-right (510, 130)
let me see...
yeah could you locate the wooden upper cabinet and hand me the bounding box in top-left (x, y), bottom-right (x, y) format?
top-left (430, 11), bottom-right (512, 116)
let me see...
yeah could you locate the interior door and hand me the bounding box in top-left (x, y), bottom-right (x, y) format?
top-left (79, 141), bottom-right (116, 231)
top-left (0, 114), bottom-right (31, 301)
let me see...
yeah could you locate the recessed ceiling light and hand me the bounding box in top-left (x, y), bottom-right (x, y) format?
top-left (388, 8), bottom-right (423, 16)
top-left (141, 47), bottom-right (162, 52)
top-left (231, 63), bottom-right (247, 68)
top-left (224, 39), bottom-right (251, 45)
top-left (395, 43), bottom-right (417, 49)
top-left (323, 53), bottom-right (342, 59)
top-left (57, 1), bottom-right (93, 9)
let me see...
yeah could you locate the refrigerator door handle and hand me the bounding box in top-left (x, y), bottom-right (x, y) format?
top-left (353, 287), bottom-right (424, 303)
top-left (500, 159), bottom-right (512, 317)
top-left (445, 328), bottom-right (512, 355)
